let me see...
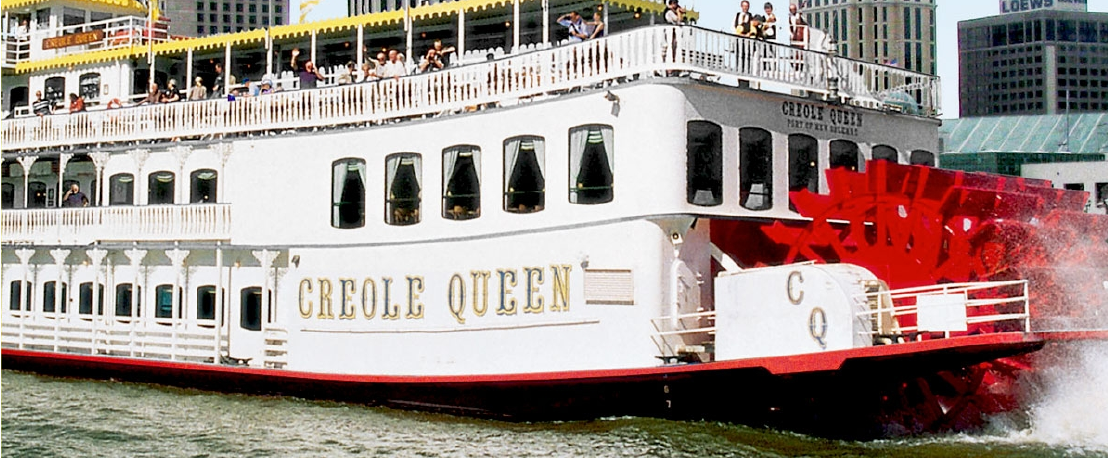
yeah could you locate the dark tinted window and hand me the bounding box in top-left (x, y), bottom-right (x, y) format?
top-left (872, 145), bottom-right (898, 163)
top-left (79, 282), bottom-right (104, 315)
top-left (443, 146), bottom-right (481, 220)
top-left (191, 169), bottom-right (217, 203)
top-left (332, 159), bottom-right (366, 228)
top-left (830, 140), bottom-right (862, 171)
top-left (197, 285), bottom-right (217, 321)
top-left (43, 281), bottom-right (66, 313)
top-left (110, 173), bottom-right (134, 205)
top-left (155, 284), bottom-right (182, 319)
top-left (569, 125), bottom-right (614, 205)
top-left (687, 121), bottom-right (723, 206)
top-left (115, 283), bottom-right (141, 317)
top-left (740, 127), bottom-right (773, 211)
top-left (788, 134), bottom-right (819, 194)
top-left (240, 287), bottom-right (262, 331)
top-left (504, 136), bottom-right (546, 213)
top-left (385, 153), bottom-right (422, 226)
top-left (148, 171), bottom-right (175, 205)
top-left (910, 150), bottom-right (936, 166)
top-left (10, 280), bottom-right (22, 311)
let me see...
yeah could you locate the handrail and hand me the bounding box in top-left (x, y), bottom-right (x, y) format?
top-left (1, 16), bottom-right (170, 65)
top-left (1, 26), bottom-right (939, 151)
top-left (0, 204), bottom-right (232, 245)
top-left (855, 280), bottom-right (1031, 340)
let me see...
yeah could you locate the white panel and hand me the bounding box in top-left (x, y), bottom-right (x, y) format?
top-left (916, 293), bottom-right (968, 332)
top-left (584, 269), bottom-right (635, 305)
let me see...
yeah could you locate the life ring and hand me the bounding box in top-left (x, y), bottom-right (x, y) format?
top-left (106, 98), bottom-right (123, 109)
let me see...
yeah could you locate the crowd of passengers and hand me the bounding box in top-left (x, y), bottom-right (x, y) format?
top-left (21, 1), bottom-right (814, 117)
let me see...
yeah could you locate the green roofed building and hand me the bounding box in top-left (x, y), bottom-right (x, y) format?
top-left (939, 113), bottom-right (1108, 214)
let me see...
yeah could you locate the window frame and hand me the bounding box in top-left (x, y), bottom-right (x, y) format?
top-left (686, 121), bottom-right (724, 207)
top-left (385, 153), bottom-right (423, 226)
top-left (332, 158), bottom-right (367, 229)
top-left (503, 135), bottom-right (546, 214)
top-left (568, 124), bottom-right (615, 205)
top-left (442, 145), bottom-right (482, 221)
top-left (739, 127), bottom-right (774, 211)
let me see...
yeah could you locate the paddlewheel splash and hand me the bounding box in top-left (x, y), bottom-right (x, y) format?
top-left (711, 160), bottom-right (1108, 432)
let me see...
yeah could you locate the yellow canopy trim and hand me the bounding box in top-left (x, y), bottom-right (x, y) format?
top-left (154, 29), bottom-right (266, 55)
top-left (2, 0), bottom-right (146, 14)
top-left (14, 45), bottom-right (145, 73)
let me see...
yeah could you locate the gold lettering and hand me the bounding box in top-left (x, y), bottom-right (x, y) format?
top-left (523, 267), bottom-right (545, 314)
top-left (550, 264), bottom-right (572, 312)
top-left (497, 269), bottom-right (518, 315)
top-left (470, 270), bottom-right (491, 317)
top-left (381, 277), bottom-right (400, 320)
top-left (298, 279), bottom-right (313, 318)
top-left (338, 278), bottom-right (356, 319)
top-left (405, 276), bottom-right (425, 319)
top-left (361, 278), bottom-right (377, 319)
top-left (448, 274), bottom-right (466, 324)
top-left (317, 278), bottom-right (335, 319)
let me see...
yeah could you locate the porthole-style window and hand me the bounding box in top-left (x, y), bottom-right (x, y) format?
top-left (739, 127), bottom-right (773, 211)
top-left (109, 173), bottom-right (134, 205)
top-left (788, 134), bottom-right (819, 193)
top-left (240, 287), bottom-right (262, 331)
top-left (148, 171), bottom-right (175, 205)
top-left (872, 145), bottom-right (898, 163)
top-left (443, 145), bottom-right (481, 220)
top-left (569, 125), bottom-right (614, 205)
top-left (79, 282), bottom-right (104, 315)
top-left (830, 140), bottom-right (862, 171)
top-left (504, 136), bottom-right (546, 213)
top-left (191, 169), bottom-right (218, 203)
top-left (385, 153), bottom-right (422, 226)
top-left (43, 281), bottom-right (67, 313)
top-left (332, 159), bottom-right (366, 229)
top-left (197, 285), bottom-right (217, 321)
top-left (687, 121), bottom-right (723, 206)
top-left (115, 283), bottom-right (141, 318)
top-left (910, 150), bottom-right (936, 166)
top-left (155, 284), bottom-right (182, 319)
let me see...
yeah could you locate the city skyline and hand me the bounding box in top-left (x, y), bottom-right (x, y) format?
top-left (294, 0), bottom-right (1108, 119)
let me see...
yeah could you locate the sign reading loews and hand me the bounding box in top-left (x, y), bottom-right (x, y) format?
top-left (42, 30), bottom-right (105, 50)
top-left (999, 0), bottom-right (1087, 14)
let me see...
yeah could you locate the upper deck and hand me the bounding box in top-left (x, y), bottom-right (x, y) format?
top-left (1, 24), bottom-right (940, 152)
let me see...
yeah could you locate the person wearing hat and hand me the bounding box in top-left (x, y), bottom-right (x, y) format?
top-left (188, 76), bottom-right (207, 100)
top-left (260, 79), bottom-right (273, 95)
top-left (665, 0), bottom-right (685, 25)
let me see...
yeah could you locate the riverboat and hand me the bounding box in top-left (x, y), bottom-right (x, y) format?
top-left (2, 0), bottom-right (1100, 438)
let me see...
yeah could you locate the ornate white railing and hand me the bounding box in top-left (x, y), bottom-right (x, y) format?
top-left (1, 25), bottom-right (939, 150)
top-left (1, 204), bottom-right (231, 245)
top-left (1, 16), bottom-right (170, 66)
top-left (1, 317), bottom-right (223, 363)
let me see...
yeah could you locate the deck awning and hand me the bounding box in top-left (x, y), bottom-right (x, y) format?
top-left (153, 29), bottom-right (267, 55)
top-left (14, 46), bottom-right (146, 73)
top-left (1, 0), bottom-right (146, 14)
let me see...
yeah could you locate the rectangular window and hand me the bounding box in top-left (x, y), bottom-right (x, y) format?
top-left (687, 121), bottom-right (723, 206)
top-left (1046, 19), bottom-right (1056, 41)
top-left (504, 137), bottom-right (546, 214)
top-left (385, 154), bottom-right (422, 225)
top-left (197, 285), bottom-right (217, 322)
top-left (789, 134), bottom-right (820, 194)
top-left (115, 283), bottom-right (140, 318)
top-left (155, 284), bottom-right (181, 319)
top-left (79, 282), bottom-right (104, 315)
top-left (240, 287), bottom-right (262, 331)
top-left (43, 281), bottom-right (66, 313)
top-left (739, 127), bottom-right (773, 211)
top-left (333, 159), bottom-right (366, 229)
top-left (830, 140), bottom-right (862, 172)
top-left (569, 125), bottom-right (615, 205)
top-left (10, 280), bottom-right (22, 311)
top-left (442, 146), bottom-right (481, 220)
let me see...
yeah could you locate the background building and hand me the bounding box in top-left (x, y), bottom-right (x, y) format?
top-left (958, 3), bottom-right (1108, 117)
top-left (792, 0), bottom-right (936, 75)
top-left (163, 0), bottom-right (289, 37)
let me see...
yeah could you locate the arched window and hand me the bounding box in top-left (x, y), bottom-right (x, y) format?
top-left (331, 159), bottom-right (365, 228)
top-left (910, 150), bottom-right (936, 166)
top-left (504, 136), bottom-right (546, 213)
top-left (385, 153), bottom-right (422, 226)
top-left (196, 285), bottom-right (217, 322)
top-left (830, 140), bottom-right (862, 171)
top-left (788, 134), bottom-right (819, 193)
top-left (443, 145), bottom-right (481, 220)
top-left (155, 284), bottom-right (182, 320)
top-left (44, 76), bottom-right (65, 105)
top-left (240, 287), bottom-right (262, 331)
top-left (569, 124), bottom-right (614, 205)
top-left (109, 173), bottom-right (134, 205)
top-left (79, 282), bottom-right (104, 316)
top-left (148, 171), bottom-right (175, 205)
top-left (79, 72), bottom-right (101, 101)
top-left (2, 183), bottom-right (13, 209)
top-left (872, 145), bottom-right (899, 163)
top-left (115, 283), bottom-right (141, 318)
top-left (190, 169), bottom-right (218, 203)
top-left (740, 127), bottom-right (773, 211)
top-left (27, 181), bottom-right (47, 208)
top-left (43, 281), bottom-right (67, 313)
top-left (687, 121), bottom-right (723, 206)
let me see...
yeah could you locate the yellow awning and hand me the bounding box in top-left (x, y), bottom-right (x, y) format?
top-left (2, 0), bottom-right (146, 14)
top-left (153, 29), bottom-right (266, 55)
top-left (14, 45), bottom-right (145, 73)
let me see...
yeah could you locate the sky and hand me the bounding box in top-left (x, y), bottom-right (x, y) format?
top-left (296, 0), bottom-right (1108, 119)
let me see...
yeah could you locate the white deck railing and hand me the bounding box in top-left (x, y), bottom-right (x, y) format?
top-left (2, 16), bottom-right (170, 66)
top-left (1, 26), bottom-right (939, 150)
top-left (1, 317), bottom-right (224, 363)
top-left (1, 204), bottom-right (231, 245)
top-left (856, 280), bottom-right (1031, 341)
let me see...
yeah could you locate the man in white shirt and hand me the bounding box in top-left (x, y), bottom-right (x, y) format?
top-left (665, 0), bottom-right (685, 25)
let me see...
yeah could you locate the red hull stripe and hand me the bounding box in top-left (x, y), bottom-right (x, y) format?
top-left (1, 332), bottom-right (1040, 383)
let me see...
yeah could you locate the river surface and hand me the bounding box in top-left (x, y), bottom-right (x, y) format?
top-left (4, 346), bottom-right (1108, 458)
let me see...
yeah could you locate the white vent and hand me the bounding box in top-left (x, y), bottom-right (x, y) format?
top-left (584, 269), bottom-right (635, 305)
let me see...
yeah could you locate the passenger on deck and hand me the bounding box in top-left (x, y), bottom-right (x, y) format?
top-left (210, 63), bottom-right (230, 98)
top-left (737, 15), bottom-right (765, 40)
top-left (15, 19), bottom-right (29, 40)
top-left (291, 48), bottom-right (325, 89)
top-left (789, 4), bottom-right (808, 49)
top-left (763, 3), bottom-right (777, 41)
top-left (163, 79), bottom-right (181, 102)
top-left (381, 49), bottom-right (406, 79)
top-left (188, 77), bottom-right (207, 100)
top-left (337, 61), bottom-right (357, 84)
top-left (259, 79), bottom-right (273, 95)
top-left (587, 10), bottom-right (606, 40)
top-left (62, 183), bottom-right (89, 207)
top-left (664, 0), bottom-right (685, 25)
top-left (557, 11), bottom-right (588, 42)
top-left (68, 93), bottom-right (85, 113)
top-left (136, 83), bottom-right (162, 105)
top-left (32, 91), bottom-right (51, 116)
top-left (734, 1), bottom-right (752, 34)
top-left (418, 39), bottom-right (455, 72)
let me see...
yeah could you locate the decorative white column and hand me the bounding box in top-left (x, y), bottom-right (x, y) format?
top-left (224, 42), bottom-right (232, 96)
top-left (15, 248), bottom-right (35, 349)
top-left (167, 248), bottom-right (189, 360)
top-left (215, 143), bottom-right (233, 203)
top-left (214, 244), bottom-right (224, 363)
top-left (457, 8), bottom-right (466, 60)
top-left (512, 0), bottom-right (520, 53)
top-left (310, 30), bottom-right (317, 68)
top-left (88, 248), bottom-right (108, 354)
top-left (603, 2), bottom-right (609, 37)
top-left (129, 148), bottom-right (150, 205)
top-left (123, 248), bottom-right (147, 323)
top-left (542, 0), bottom-right (549, 46)
top-left (58, 152), bottom-right (73, 208)
top-left (90, 151), bottom-right (110, 206)
top-left (17, 155), bottom-right (37, 208)
top-left (49, 249), bottom-right (70, 351)
top-left (356, 24), bottom-right (364, 74)
top-left (252, 249), bottom-right (276, 331)
top-left (170, 145), bottom-right (191, 204)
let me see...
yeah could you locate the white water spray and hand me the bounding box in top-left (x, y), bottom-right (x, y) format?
top-left (1010, 341), bottom-right (1108, 452)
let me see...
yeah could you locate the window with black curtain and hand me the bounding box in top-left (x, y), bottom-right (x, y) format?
top-left (442, 146), bottom-right (481, 220)
top-left (788, 134), bottom-right (819, 194)
top-left (739, 127), bottom-right (773, 211)
top-left (504, 136), bottom-right (546, 213)
top-left (687, 121), bottom-right (723, 207)
top-left (332, 159), bottom-right (366, 228)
